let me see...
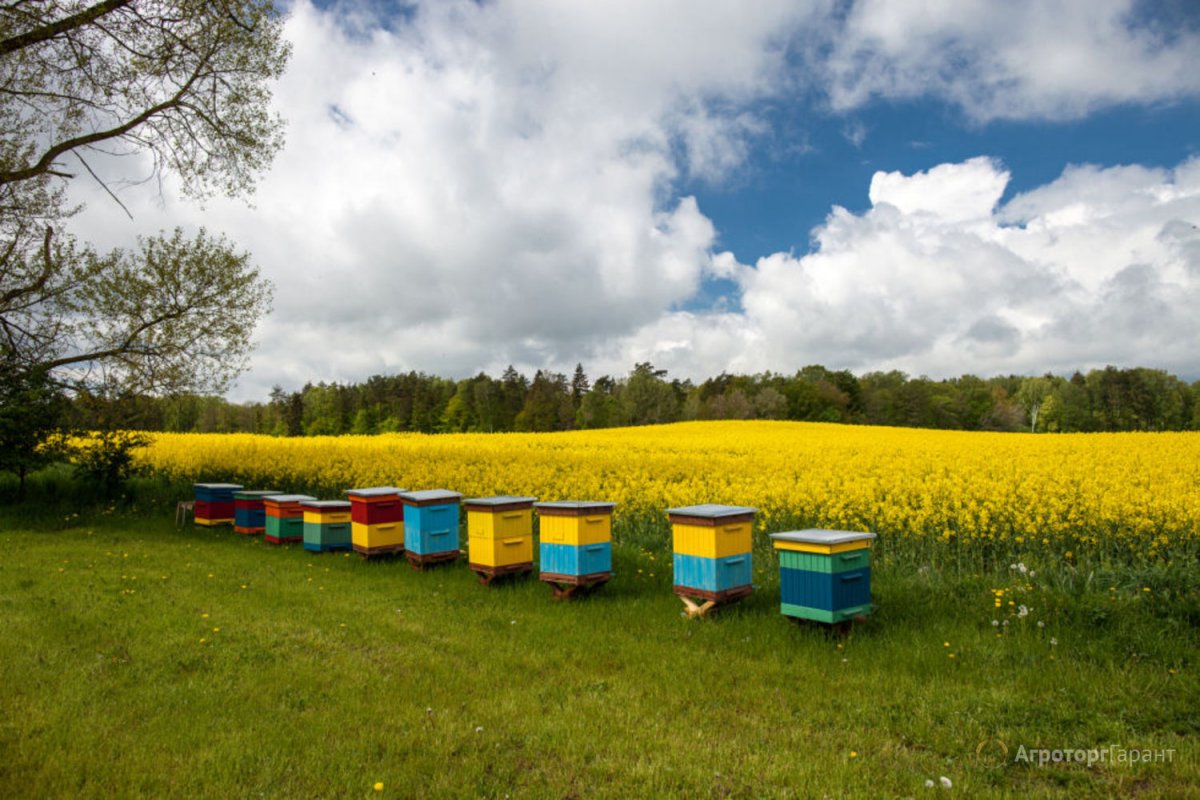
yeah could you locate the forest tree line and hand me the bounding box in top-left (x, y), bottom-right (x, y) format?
top-left (73, 363), bottom-right (1200, 436)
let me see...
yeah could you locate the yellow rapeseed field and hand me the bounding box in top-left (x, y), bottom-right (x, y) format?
top-left (140, 421), bottom-right (1200, 562)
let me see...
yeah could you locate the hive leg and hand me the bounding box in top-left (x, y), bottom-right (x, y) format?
top-left (679, 596), bottom-right (717, 619)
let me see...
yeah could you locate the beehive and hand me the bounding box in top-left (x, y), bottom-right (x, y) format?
top-left (300, 500), bottom-right (353, 553)
top-left (668, 504), bottom-right (757, 612)
top-left (345, 486), bottom-right (407, 557)
top-left (536, 501), bottom-right (616, 596)
top-left (770, 529), bottom-right (876, 624)
top-left (399, 489), bottom-right (462, 568)
top-left (233, 490), bottom-right (283, 535)
top-left (262, 494), bottom-right (316, 544)
top-left (193, 483), bottom-right (242, 526)
top-left (465, 496), bottom-right (537, 583)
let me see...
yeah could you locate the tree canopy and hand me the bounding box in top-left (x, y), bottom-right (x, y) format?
top-left (1, 0), bottom-right (288, 394)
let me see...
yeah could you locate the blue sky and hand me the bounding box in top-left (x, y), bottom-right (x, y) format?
top-left (73, 0), bottom-right (1200, 399)
top-left (685, 98), bottom-right (1200, 311)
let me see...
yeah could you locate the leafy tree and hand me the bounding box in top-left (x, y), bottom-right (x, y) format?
top-left (570, 363), bottom-right (589, 410)
top-left (0, 367), bottom-right (66, 498)
top-left (515, 371), bottom-right (574, 431)
top-left (753, 387), bottom-right (788, 419)
top-left (618, 363), bottom-right (679, 426)
top-left (0, 0), bottom-right (287, 478)
top-left (71, 429), bottom-right (150, 499)
top-left (1017, 376), bottom-right (1053, 432)
top-left (578, 376), bottom-right (618, 429)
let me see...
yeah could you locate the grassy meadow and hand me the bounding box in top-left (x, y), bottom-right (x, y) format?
top-left (1, 479), bottom-right (1197, 798)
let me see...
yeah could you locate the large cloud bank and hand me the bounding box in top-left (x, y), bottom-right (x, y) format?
top-left (67, 1), bottom-right (1200, 398)
top-left (625, 156), bottom-right (1200, 380)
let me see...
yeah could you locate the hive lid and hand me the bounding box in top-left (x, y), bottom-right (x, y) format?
top-left (194, 483), bottom-right (243, 490)
top-left (666, 504), bottom-right (757, 519)
top-left (769, 529), bottom-right (877, 545)
top-left (344, 486), bottom-right (406, 498)
top-left (233, 490), bottom-right (284, 499)
top-left (534, 501), bottom-right (616, 511)
top-left (464, 495), bottom-right (537, 507)
top-left (262, 494), bottom-right (317, 503)
top-left (399, 489), bottom-right (463, 503)
top-left (299, 499), bottom-right (352, 510)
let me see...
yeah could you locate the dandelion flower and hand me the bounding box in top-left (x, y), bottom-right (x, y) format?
top-left (849, 751), bottom-right (858, 758)
top-left (374, 782), bottom-right (384, 792)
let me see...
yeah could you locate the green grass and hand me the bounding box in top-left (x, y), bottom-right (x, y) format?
top-left (1, 504), bottom-right (1197, 798)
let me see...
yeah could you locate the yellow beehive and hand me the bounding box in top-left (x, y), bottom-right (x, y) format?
top-left (302, 509), bottom-right (352, 525)
top-left (672, 519), bottom-right (752, 559)
top-left (466, 507), bottom-right (532, 539)
top-left (464, 496), bottom-right (537, 580)
top-left (538, 508), bottom-right (613, 546)
top-left (352, 520), bottom-right (405, 551)
top-left (467, 535), bottom-right (534, 568)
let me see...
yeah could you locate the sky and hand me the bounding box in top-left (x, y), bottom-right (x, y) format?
top-left (70, 0), bottom-right (1200, 401)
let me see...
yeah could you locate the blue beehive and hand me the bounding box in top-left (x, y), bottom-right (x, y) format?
top-left (400, 489), bottom-right (462, 568)
top-left (770, 529), bottom-right (876, 624)
top-left (672, 552), bottom-right (752, 593)
top-left (540, 542), bottom-right (613, 576)
top-left (535, 501), bottom-right (616, 599)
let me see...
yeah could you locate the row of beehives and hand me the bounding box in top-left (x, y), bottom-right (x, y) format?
top-left (193, 483), bottom-right (875, 621)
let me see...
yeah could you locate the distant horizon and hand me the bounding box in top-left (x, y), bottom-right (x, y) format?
top-left (225, 361), bottom-right (1199, 404)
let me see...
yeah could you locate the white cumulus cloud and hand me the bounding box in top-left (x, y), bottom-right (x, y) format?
top-left (613, 156), bottom-right (1200, 381)
top-left (821, 0), bottom-right (1200, 121)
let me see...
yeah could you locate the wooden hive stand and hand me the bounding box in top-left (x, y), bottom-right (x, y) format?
top-left (405, 550), bottom-right (460, 571)
top-left (471, 562), bottom-right (534, 586)
top-left (674, 585), bottom-right (753, 619)
top-left (540, 571), bottom-right (612, 600)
